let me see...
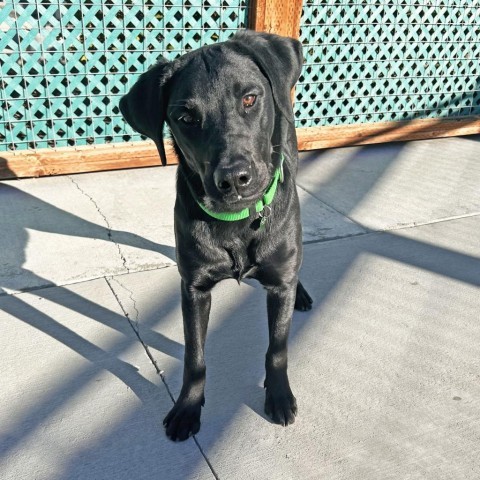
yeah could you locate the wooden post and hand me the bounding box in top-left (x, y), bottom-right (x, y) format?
top-left (249, 0), bottom-right (304, 103)
top-left (249, 0), bottom-right (303, 39)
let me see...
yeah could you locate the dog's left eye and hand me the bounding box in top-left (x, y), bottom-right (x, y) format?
top-left (242, 94), bottom-right (257, 108)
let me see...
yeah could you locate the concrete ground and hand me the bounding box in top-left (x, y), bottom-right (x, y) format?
top-left (1, 135), bottom-right (479, 480)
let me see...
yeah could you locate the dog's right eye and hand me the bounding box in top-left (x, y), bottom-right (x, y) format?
top-left (179, 113), bottom-right (199, 125)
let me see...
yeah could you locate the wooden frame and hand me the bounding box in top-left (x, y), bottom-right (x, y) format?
top-left (1, 0), bottom-right (479, 179)
top-left (2, 116), bottom-right (479, 179)
top-left (296, 116), bottom-right (480, 150)
top-left (0, 140), bottom-right (178, 179)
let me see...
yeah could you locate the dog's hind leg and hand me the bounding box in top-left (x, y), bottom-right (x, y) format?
top-left (294, 280), bottom-right (313, 311)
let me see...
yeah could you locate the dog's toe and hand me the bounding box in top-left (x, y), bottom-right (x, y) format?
top-left (294, 281), bottom-right (313, 311)
top-left (176, 418), bottom-right (200, 441)
top-left (164, 401), bottom-right (202, 441)
top-left (265, 389), bottom-right (297, 426)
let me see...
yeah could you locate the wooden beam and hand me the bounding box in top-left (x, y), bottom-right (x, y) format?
top-left (296, 116), bottom-right (480, 150)
top-left (1, 116), bottom-right (480, 179)
top-left (249, 0), bottom-right (303, 38)
top-left (0, 140), bottom-right (178, 179)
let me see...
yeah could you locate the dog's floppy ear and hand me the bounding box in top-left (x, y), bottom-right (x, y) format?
top-left (229, 30), bottom-right (303, 123)
top-left (119, 59), bottom-right (172, 165)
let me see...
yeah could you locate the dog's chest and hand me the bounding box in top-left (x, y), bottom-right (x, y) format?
top-left (224, 244), bottom-right (258, 281)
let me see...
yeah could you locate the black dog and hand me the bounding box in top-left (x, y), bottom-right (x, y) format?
top-left (120, 30), bottom-right (312, 441)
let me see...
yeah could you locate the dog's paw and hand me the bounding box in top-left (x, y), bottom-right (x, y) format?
top-left (163, 399), bottom-right (203, 441)
top-left (264, 387), bottom-right (298, 426)
top-left (294, 281), bottom-right (313, 311)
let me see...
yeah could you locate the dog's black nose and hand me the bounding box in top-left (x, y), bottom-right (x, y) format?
top-left (214, 164), bottom-right (252, 195)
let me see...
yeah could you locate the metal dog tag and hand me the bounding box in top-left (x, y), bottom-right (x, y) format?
top-left (258, 205), bottom-right (272, 229)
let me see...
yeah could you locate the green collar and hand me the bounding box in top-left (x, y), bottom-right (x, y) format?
top-left (195, 154), bottom-right (285, 222)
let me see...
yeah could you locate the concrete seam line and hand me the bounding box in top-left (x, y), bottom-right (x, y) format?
top-left (67, 175), bottom-right (130, 273)
top-left (104, 275), bottom-right (220, 479)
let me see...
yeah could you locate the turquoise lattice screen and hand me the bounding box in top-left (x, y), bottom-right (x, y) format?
top-left (0, 0), bottom-right (249, 151)
top-left (295, 0), bottom-right (480, 127)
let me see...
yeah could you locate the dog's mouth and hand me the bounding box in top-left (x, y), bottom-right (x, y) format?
top-left (203, 191), bottom-right (262, 213)
top-left (224, 192), bottom-right (261, 205)
top-left (203, 175), bottom-right (272, 213)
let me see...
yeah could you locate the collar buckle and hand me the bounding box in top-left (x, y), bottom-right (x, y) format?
top-left (258, 204), bottom-right (272, 219)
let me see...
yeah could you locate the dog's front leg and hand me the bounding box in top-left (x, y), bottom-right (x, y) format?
top-left (264, 280), bottom-right (298, 426)
top-left (163, 280), bottom-right (211, 441)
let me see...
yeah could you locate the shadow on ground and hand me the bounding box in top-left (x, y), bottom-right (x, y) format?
top-left (1, 133), bottom-right (480, 478)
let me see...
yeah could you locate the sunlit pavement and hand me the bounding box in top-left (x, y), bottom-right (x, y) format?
top-left (1, 135), bottom-right (479, 479)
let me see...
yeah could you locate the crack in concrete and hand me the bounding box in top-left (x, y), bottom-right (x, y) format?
top-left (104, 276), bottom-right (174, 397)
top-left (303, 230), bottom-right (373, 246)
top-left (109, 276), bottom-right (140, 331)
top-left (296, 183), bottom-right (366, 230)
top-left (104, 275), bottom-right (220, 480)
top-left (67, 175), bottom-right (130, 273)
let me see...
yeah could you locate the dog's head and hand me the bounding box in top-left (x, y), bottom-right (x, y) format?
top-left (120, 31), bottom-right (303, 212)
